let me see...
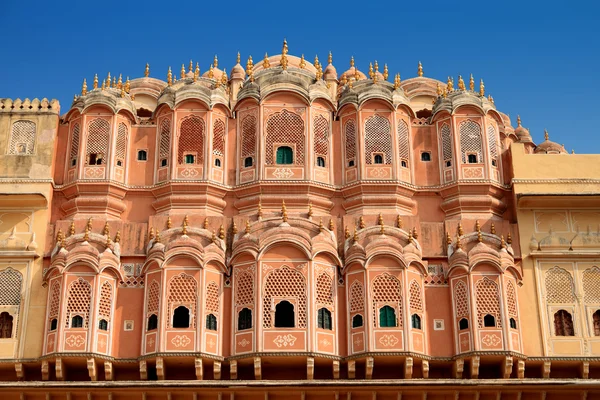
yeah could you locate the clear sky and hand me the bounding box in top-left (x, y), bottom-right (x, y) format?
top-left (1, 1), bottom-right (599, 152)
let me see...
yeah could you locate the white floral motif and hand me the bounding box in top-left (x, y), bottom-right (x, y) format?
top-left (171, 335), bottom-right (191, 348)
top-left (65, 334), bottom-right (86, 348)
top-left (379, 334), bottom-right (399, 347)
top-left (319, 338), bottom-right (332, 347)
top-left (180, 168), bottom-right (200, 178)
top-left (238, 338), bottom-right (251, 348)
top-left (369, 167), bottom-right (389, 178)
top-left (481, 334), bottom-right (502, 347)
top-left (273, 334), bottom-right (297, 348)
top-left (273, 168), bottom-right (294, 179)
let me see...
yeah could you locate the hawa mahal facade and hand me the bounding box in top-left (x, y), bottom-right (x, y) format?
top-left (1, 42), bottom-right (600, 399)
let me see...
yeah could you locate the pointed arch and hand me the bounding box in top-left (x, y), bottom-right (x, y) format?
top-left (8, 120), bottom-right (36, 155)
top-left (265, 109), bottom-right (305, 165)
top-left (178, 116), bottom-right (205, 165)
top-left (371, 273), bottom-right (403, 328)
top-left (364, 115), bottom-right (392, 165)
top-left (475, 277), bottom-right (502, 328)
top-left (397, 119), bottom-right (410, 167)
top-left (344, 119), bottom-right (357, 167)
top-left (65, 278), bottom-right (92, 328)
top-left (85, 118), bottom-right (110, 166)
top-left (459, 120), bottom-right (483, 163)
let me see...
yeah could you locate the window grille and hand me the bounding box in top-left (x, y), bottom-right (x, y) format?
top-left (115, 123), bottom-right (127, 165)
top-left (459, 120), bottom-right (483, 163)
top-left (545, 267), bottom-right (575, 303)
top-left (70, 123), bottom-right (80, 166)
top-left (213, 119), bottom-right (225, 157)
top-left (86, 119), bottom-right (110, 165)
top-left (48, 281), bottom-right (61, 319)
top-left (8, 120), bottom-right (35, 155)
top-left (65, 278), bottom-right (92, 328)
top-left (454, 281), bottom-right (469, 318)
top-left (313, 114), bottom-right (329, 162)
top-left (441, 124), bottom-right (453, 164)
top-left (263, 266), bottom-right (306, 328)
top-left (409, 280), bottom-right (423, 312)
top-left (487, 124), bottom-right (498, 165)
top-left (506, 281), bottom-right (518, 318)
top-left (583, 267), bottom-right (600, 303)
top-left (397, 120), bottom-right (410, 165)
top-left (167, 273), bottom-right (197, 328)
top-left (235, 271), bottom-right (254, 307)
top-left (371, 273), bottom-right (403, 328)
top-left (205, 281), bottom-right (219, 313)
top-left (241, 115), bottom-right (257, 160)
top-left (475, 277), bottom-right (502, 328)
top-left (0, 268), bottom-right (22, 306)
top-left (98, 282), bottom-right (113, 323)
top-left (349, 281), bottom-right (364, 313)
top-left (147, 280), bottom-right (160, 315)
top-left (159, 119), bottom-right (171, 161)
top-left (178, 116), bottom-right (204, 165)
top-left (364, 115), bottom-right (392, 165)
top-left (265, 109), bottom-right (304, 165)
top-left (344, 120), bottom-right (357, 165)
top-left (316, 273), bottom-right (334, 306)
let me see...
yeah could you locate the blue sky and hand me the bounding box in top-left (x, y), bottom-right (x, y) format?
top-left (2, 1), bottom-right (599, 152)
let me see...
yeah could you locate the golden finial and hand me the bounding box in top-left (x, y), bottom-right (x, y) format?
top-left (232, 221), bottom-right (238, 234)
top-left (308, 202), bottom-right (313, 218)
top-left (544, 129), bottom-right (549, 141)
top-left (378, 213), bottom-right (384, 226)
top-left (120, 86), bottom-right (125, 98)
top-left (219, 225), bottom-right (225, 240)
top-left (491, 223), bottom-right (496, 235)
top-left (149, 227), bottom-right (155, 240)
top-left (458, 222), bottom-right (464, 236)
top-left (125, 77), bottom-right (130, 93)
top-left (263, 53), bottom-right (270, 69)
top-left (446, 76), bottom-right (453, 91)
top-left (246, 55), bottom-right (254, 75)
top-left (397, 215), bottom-right (403, 228)
top-left (501, 235), bottom-right (506, 249)
top-left (458, 75), bottom-right (465, 91)
top-left (345, 226), bottom-right (350, 238)
top-left (172, 74), bottom-right (176, 84)
top-left (203, 217), bottom-right (209, 230)
top-left (507, 232), bottom-right (512, 244)
top-left (83, 226), bottom-right (90, 242)
top-left (317, 63), bottom-right (323, 80)
top-left (257, 202), bottom-right (263, 219)
top-left (282, 200), bottom-right (288, 222)
top-left (477, 230), bottom-right (483, 243)
top-left (353, 229), bottom-right (359, 243)
top-left (245, 220), bottom-right (251, 234)
top-left (281, 39), bottom-right (289, 70)
top-left (181, 64), bottom-right (186, 79)
top-left (412, 227), bottom-right (418, 239)
top-left (517, 115), bottom-right (522, 127)
top-left (350, 56), bottom-right (355, 68)
top-left (475, 220), bottom-right (481, 232)
top-left (417, 61), bottom-right (423, 77)
top-left (103, 221), bottom-right (110, 236)
top-left (182, 215), bottom-right (188, 236)
top-left (374, 61), bottom-right (379, 73)
top-left (106, 72), bottom-right (111, 86)
top-left (469, 74), bottom-right (474, 91)
top-left (359, 216), bottom-right (365, 229)
top-left (572, 149), bottom-right (575, 154)
top-left (442, 88), bottom-right (448, 99)
top-left (456, 234), bottom-right (462, 249)
top-left (368, 63), bottom-right (374, 79)
top-left (328, 51), bottom-right (332, 65)
top-left (329, 219), bottom-right (335, 231)
top-left (380, 224), bottom-right (385, 235)
top-left (383, 64), bottom-right (389, 81)
top-left (105, 234), bottom-right (111, 248)
top-left (479, 79), bottom-right (485, 96)
top-left (167, 67), bottom-right (172, 86)
top-left (393, 73), bottom-right (401, 89)
top-left (155, 231), bottom-right (160, 243)
top-left (81, 78), bottom-right (87, 96)
top-left (435, 82), bottom-right (443, 96)
top-left (236, 52), bottom-right (241, 64)
top-left (117, 74), bottom-right (123, 89)
top-left (167, 216), bottom-right (172, 229)
top-left (314, 55), bottom-right (320, 69)
top-left (446, 231), bottom-right (452, 245)
top-left (354, 65), bottom-right (360, 81)
top-left (340, 74), bottom-right (348, 87)
top-left (188, 60), bottom-right (193, 72)
top-left (299, 54), bottom-right (306, 69)
top-left (348, 79), bottom-right (353, 89)
top-left (112, 77), bottom-right (116, 88)
top-left (221, 68), bottom-right (228, 85)
top-left (213, 54), bottom-right (218, 68)
top-left (208, 64), bottom-right (214, 79)
top-left (69, 221), bottom-right (75, 236)
top-left (93, 74), bottom-right (98, 90)
top-left (144, 63), bottom-right (150, 77)
top-left (194, 63), bottom-right (200, 82)
top-left (87, 218), bottom-right (93, 231)
top-left (56, 228), bottom-right (64, 243)
top-left (319, 218), bottom-right (324, 232)
top-left (408, 229), bottom-right (413, 244)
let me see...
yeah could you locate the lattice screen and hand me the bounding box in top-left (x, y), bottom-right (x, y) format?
top-left (545, 267), bottom-right (575, 303)
top-left (506, 281), bottom-right (518, 318)
top-left (159, 119), bottom-right (171, 160)
top-left (364, 115), bottom-right (392, 164)
top-left (459, 120), bottom-right (483, 163)
top-left (0, 268), bottom-right (22, 306)
top-left (178, 116), bottom-right (205, 165)
top-left (65, 278), bottom-right (92, 328)
top-left (98, 281), bottom-right (113, 321)
top-left (212, 119), bottom-right (225, 157)
top-left (440, 124), bottom-right (453, 163)
top-left (487, 125), bottom-right (498, 163)
top-left (454, 281), bottom-right (469, 318)
top-left (115, 123), bottom-right (127, 163)
top-left (344, 120), bottom-right (357, 164)
top-left (48, 281), bottom-right (61, 318)
top-left (241, 115), bottom-right (257, 159)
top-left (147, 280), bottom-right (160, 315)
top-left (583, 267), bottom-right (600, 303)
top-left (409, 280), bottom-right (423, 312)
top-left (8, 120), bottom-right (36, 155)
top-left (265, 109), bottom-right (305, 165)
top-left (167, 273), bottom-right (197, 328)
top-left (316, 273), bottom-right (334, 306)
top-left (349, 281), bottom-right (364, 313)
top-left (205, 281), bottom-right (220, 313)
top-left (397, 120), bottom-right (410, 164)
top-left (371, 273), bottom-right (403, 328)
top-left (70, 123), bottom-right (80, 165)
top-left (235, 271), bottom-right (254, 307)
top-left (86, 119), bottom-right (110, 164)
top-left (475, 277), bottom-right (502, 328)
top-left (262, 266), bottom-right (307, 328)
top-left (313, 115), bottom-right (329, 159)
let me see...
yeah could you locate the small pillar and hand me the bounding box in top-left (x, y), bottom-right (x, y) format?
top-left (517, 360), bottom-right (525, 379)
top-left (581, 361), bottom-right (590, 379)
top-left (453, 359), bottom-right (464, 379)
top-left (15, 363), bottom-right (25, 380)
top-left (139, 360), bottom-right (147, 380)
top-left (214, 360), bottom-right (222, 380)
top-left (470, 356), bottom-right (480, 379)
top-left (365, 357), bottom-right (374, 379)
top-left (87, 358), bottom-right (97, 381)
top-left (195, 358), bottom-right (203, 380)
top-left (348, 360), bottom-right (356, 379)
top-left (254, 357), bottom-right (262, 380)
top-left (422, 360), bottom-right (429, 379)
top-left (104, 361), bottom-right (113, 381)
top-left (404, 357), bottom-right (413, 379)
top-left (230, 360), bottom-right (238, 380)
top-left (156, 357), bottom-right (165, 380)
top-left (307, 357), bottom-right (314, 380)
top-left (41, 360), bottom-right (49, 381)
top-left (333, 360), bottom-right (340, 379)
top-left (56, 358), bottom-right (65, 381)
top-left (502, 356), bottom-right (513, 379)
top-left (542, 361), bottom-right (551, 379)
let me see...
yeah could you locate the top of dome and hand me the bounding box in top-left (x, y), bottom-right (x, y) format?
top-left (534, 129), bottom-right (567, 154)
top-left (514, 115), bottom-right (532, 142)
top-left (230, 53), bottom-right (245, 80)
top-left (202, 55), bottom-right (227, 81)
top-left (323, 52), bottom-right (337, 80)
top-left (340, 57), bottom-right (367, 82)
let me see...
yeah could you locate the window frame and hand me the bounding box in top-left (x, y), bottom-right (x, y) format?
top-left (137, 149), bottom-right (148, 161)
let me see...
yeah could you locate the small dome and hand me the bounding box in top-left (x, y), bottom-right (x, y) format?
top-left (340, 57), bottom-right (367, 82)
top-left (514, 116), bottom-right (532, 142)
top-left (324, 63), bottom-right (337, 80)
top-left (231, 63), bottom-right (245, 80)
top-left (534, 130), bottom-right (567, 154)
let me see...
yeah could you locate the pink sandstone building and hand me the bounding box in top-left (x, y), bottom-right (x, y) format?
top-left (1, 41), bottom-right (600, 399)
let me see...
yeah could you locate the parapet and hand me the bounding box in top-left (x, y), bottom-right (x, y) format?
top-left (0, 98), bottom-right (60, 115)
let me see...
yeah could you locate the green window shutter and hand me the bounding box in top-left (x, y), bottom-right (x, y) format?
top-left (387, 307), bottom-right (396, 327)
top-left (276, 146), bottom-right (293, 165)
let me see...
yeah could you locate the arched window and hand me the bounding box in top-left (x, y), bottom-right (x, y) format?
top-left (459, 120), bottom-right (483, 164)
top-left (483, 314), bottom-right (496, 327)
top-left (374, 154), bottom-right (383, 164)
top-left (86, 119), bottom-right (110, 166)
top-left (147, 314), bottom-right (158, 331)
top-left (184, 154), bottom-right (195, 164)
top-left (364, 115), bottom-right (392, 165)
top-left (70, 123), bottom-right (80, 167)
top-left (71, 315), bottom-right (84, 328)
top-left (467, 154), bottom-right (478, 163)
top-left (137, 150), bottom-right (147, 161)
top-left (317, 307), bottom-right (332, 330)
top-left (421, 152), bottom-right (431, 161)
top-left (241, 115), bottom-right (257, 168)
top-left (274, 300), bottom-right (295, 328)
top-left (265, 109), bottom-right (304, 165)
top-left (8, 120), bottom-right (36, 155)
top-left (50, 318), bottom-right (58, 331)
top-left (510, 318), bottom-right (517, 329)
top-left (487, 125), bottom-right (498, 167)
top-left (397, 120), bottom-right (410, 169)
top-left (317, 156), bottom-right (326, 167)
top-left (459, 318), bottom-right (469, 330)
top-left (401, 160), bottom-right (408, 168)
top-left (172, 306), bottom-right (190, 328)
top-left (238, 308), bottom-right (252, 330)
top-left (205, 314), bottom-right (217, 331)
top-left (178, 116), bottom-right (204, 165)
top-left (214, 158), bottom-right (221, 167)
top-left (554, 310), bottom-right (574, 336)
top-left (352, 314), bottom-right (363, 328)
top-left (98, 319), bottom-right (108, 331)
top-left (313, 114), bottom-right (329, 168)
top-left (276, 146), bottom-right (293, 165)
top-left (244, 157), bottom-right (253, 168)
top-left (593, 310), bottom-right (600, 336)
top-left (0, 312), bottom-right (13, 338)
top-left (440, 124), bottom-right (453, 168)
top-left (379, 305), bottom-right (397, 327)
top-left (115, 123), bottom-right (128, 168)
top-left (344, 120), bottom-right (357, 168)
top-left (411, 314), bottom-right (422, 330)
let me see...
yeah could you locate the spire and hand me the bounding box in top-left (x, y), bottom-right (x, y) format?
top-left (219, 225), bottom-right (225, 240)
top-left (247, 56), bottom-right (254, 82)
top-left (299, 54), bottom-right (306, 69)
top-left (281, 39), bottom-right (289, 70)
top-left (353, 229), bottom-right (359, 243)
top-left (368, 63), bottom-right (374, 79)
top-left (181, 64), bottom-right (186, 79)
top-left (436, 82), bottom-right (443, 96)
top-left (350, 56), bottom-right (355, 68)
top-left (446, 76), bottom-right (454, 91)
top-left (417, 61), bottom-right (423, 77)
top-left (263, 53), bottom-right (270, 69)
top-left (501, 235), bottom-right (506, 249)
top-left (69, 221), bottom-right (75, 236)
top-left (469, 74), bottom-right (474, 91)
top-left (106, 72), bottom-right (111, 88)
top-left (308, 202), bottom-right (313, 218)
top-left (149, 226), bottom-right (155, 241)
top-left (359, 216), bottom-right (365, 229)
top-left (479, 79), bottom-right (485, 96)
top-left (315, 55), bottom-right (322, 80)
top-left (507, 232), bottom-right (512, 244)
top-left (194, 63), bottom-right (200, 82)
top-left (517, 115), bottom-right (522, 127)
top-left (213, 54), bottom-right (219, 68)
top-left (282, 200), bottom-right (288, 222)
top-left (328, 51), bottom-right (333, 65)
top-left (103, 221), bottom-right (110, 236)
top-left (329, 219), bottom-right (335, 231)
top-left (491, 223), bottom-right (496, 235)
top-left (189, 59), bottom-right (193, 72)
top-left (237, 52), bottom-right (241, 64)
top-left (458, 75), bottom-right (465, 90)
top-left (81, 78), bottom-right (87, 96)
top-left (203, 217), bottom-right (209, 230)
top-left (112, 76), bottom-right (116, 88)
top-left (544, 129), bottom-right (549, 141)
top-left (393, 73), bottom-right (401, 89)
top-left (319, 218), bottom-right (324, 232)
top-left (221, 68), bottom-right (228, 85)
top-left (167, 67), bottom-right (172, 86)
top-left (182, 214), bottom-right (188, 236)
top-left (378, 213), bottom-right (384, 226)
top-left (383, 64), bottom-right (389, 81)
top-left (125, 77), bottom-right (130, 93)
top-left (396, 215), bottom-right (403, 228)
top-left (257, 201), bottom-right (263, 219)
top-left (145, 63), bottom-right (150, 77)
top-left (167, 216), bottom-right (172, 229)
top-left (458, 222), bottom-right (464, 236)
top-left (93, 74), bottom-right (98, 89)
top-left (245, 220), bottom-right (251, 234)
top-left (117, 74), bottom-right (123, 89)
top-left (208, 64), bottom-right (214, 79)
top-left (446, 231), bottom-right (452, 245)
top-left (456, 234), bottom-right (462, 249)
top-left (232, 221), bottom-right (238, 234)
